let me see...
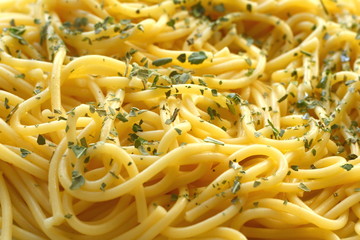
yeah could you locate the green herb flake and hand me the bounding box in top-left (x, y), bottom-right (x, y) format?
top-left (244, 58), bottom-right (252, 66)
top-left (84, 156), bottom-right (90, 163)
top-left (229, 160), bottom-right (241, 170)
top-left (245, 68), bottom-right (255, 76)
top-left (96, 109), bottom-right (107, 117)
top-left (70, 145), bottom-right (87, 158)
top-left (188, 51), bottom-right (207, 64)
top-left (7, 25), bottom-right (27, 45)
top-left (231, 180), bottom-right (241, 194)
top-left (178, 73), bottom-right (190, 84)
top-left (356, 31), bottom-right (360, 40)
top-left (152, 57), bottom-right (172, 67)
top-left (204, 137), bottom-right (224, 146)
top-left (4, 98), bottom-right (10, 109)
top-left (64, 213), bottom-right (72, 219)
top-left (277, 94), bottom-right (288, 103)
top-left (347, 154), bottom-right (358, 160)
top-left (177, 53), bottom-right (186, 63)
top-left (340, 51), bottom-right (350, 63)
top-left (116, 112), bottom-right (128, 122)
top-left (345, 80), bottom-right (356, 86)
top-left (100, 182), bottom-right (106, 191)
top-left (15, 73), bottom-right (25, 79)
top-left (290, 165), bottom-right (299, 171)
top-left (174, 128), bottom-right (182, 135)
top-left (227, 93), bottom-right (241, 104)
top-left (211, 89), bottom-right (218, 96)
top-left (80, 137), bottom-right (87, 147)
top-left (198, 79), bottom-right (207, 86)
top-left (207, 107), bottom-right (216, 120)
top-left (40, 21), bottom-right (50, 45)
top-left (191, 2), bottom-right (205, 18)
top-left (213, 3), bottom-right (225, 12)
top-left (151, 75), bottom-right (159, 87)
top-left (74, 17), bottom-right (88, 28)
top-left (137, 24), bottom-right (144, 32)
top-left (298, 183), bottom-right (311, 192)
top-left (320, 0), bottom-right (329, 15)
top-left (323, 32), bottom-right (330, 40)
top-left (20, 148), bottom-right (31, 158)
top-left (170, 194), bottom-right (178, 201)
top-left (37, 134), bottom-right (46, 145)
top-left (246, 3), bottom-right (252, 12)
top-left (311, 149), bottom-right (317, 156)
top-left (253, 181), bottom-right (261, 188)
top-left (128, 107), bottom-right (139, 117)
top-left (267, 120), bottom-right (280, 139)
top-left (254, 131), bottom-right (262, 138)
top-left (165, 108), bottom-right (180, 125)
top-left (300, 50), bottom-right (312, 57)
top-left (341, 163), bottom-right (354, 171)
top-left (109, 171), bottom-right (119, 179)
top-left (132, 123), bottom-right (143, 132)
top-left (54, 109), bottom-right (62, 114)
top-left (69, 171), bottom-right (85, 190)
top-left (166, 19), bottom-right (176, 29)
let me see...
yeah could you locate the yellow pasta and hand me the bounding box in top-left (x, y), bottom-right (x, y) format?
top-left (0, 0), bottom-right (360, 239)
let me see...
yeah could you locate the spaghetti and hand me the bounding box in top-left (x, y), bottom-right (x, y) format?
top-left (0, 0), bottom-right (360, 239)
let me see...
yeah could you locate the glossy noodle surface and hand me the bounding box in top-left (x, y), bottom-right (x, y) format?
top-left (0, 0), bottom-right (360, 239)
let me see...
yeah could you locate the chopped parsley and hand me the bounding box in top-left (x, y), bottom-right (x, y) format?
top-left (100, 182), bottom-right (106, 191)
top-left (213, 3), bottom-right (225, 12)
top-left (267, 120), bottom-right (282, 139)
top-left (298, 183), bottom-right (311, 192)
top-left (204, 137), bottom-right (224, 145)
top-left (246, 3), bottom-right (252, 12)
top-left (116, 112), bottom-right (128, 122)
top-left (253, 181), bottom-right (261, 187)
top-left (69, 171), bottom-right (85, 190)
top-left (177, 53), bottom-right (186, 63)
top-left (231, 179), bottom-right (241, 194)
top-left (229, 160), bottom-right (242, 170)
top-left (277, 94), bottom-right (288, 103)
top-left (20, 148), bottom-right (31, 158)
top-left (4, 98), bottom-right (10, 109)
top-left (7, 25), bottom-right (27, 45)
top-left (37, 134), bottom-right (46, 145)
top-left (174, 128), bottom-right (182, 135)
top-left (341, 163), bottom-right (354, 171)
top-left (70, 145), bottom-right (87, 158)
top-left (347, 154), bottom-right (358, 160)
top-left (188, 51), bottom-right (207, 64)
top-left (165, 108), bottom-right (180, 125)
top-left (290, 165), bottom-right (299, 171)
top-left (15, 73), bottom-right (25, 79)
top-left (132, 122), bottom-right (143, 132)
top-left (300, 50), bottom-right (312, 57)
top-left (166, 19), bottom-right (176, 29)
top-left (316, 75), bottom-right (328, 89)
top-left (191, 2), bottom-right (205, 18)
top-left (245, 68), bottom-right (255, 76)
top-left (152, 57), bottom-right (172, 66)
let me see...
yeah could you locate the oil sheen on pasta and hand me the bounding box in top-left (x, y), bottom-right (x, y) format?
top-left (0, 0), bottom-right (359, 239)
